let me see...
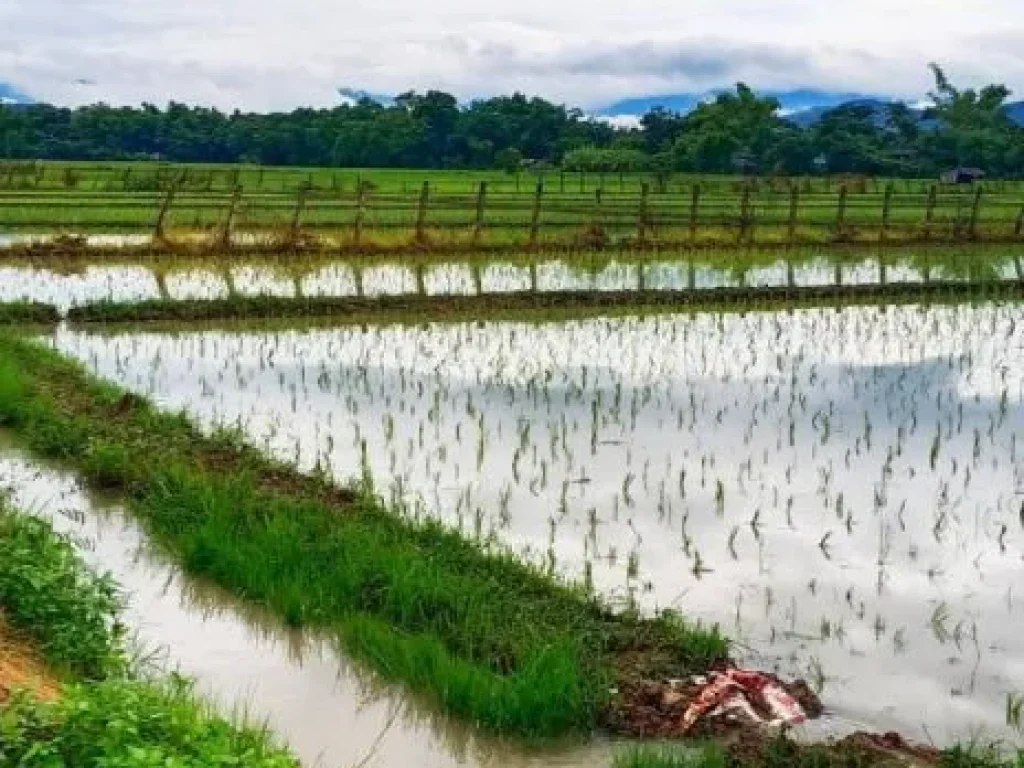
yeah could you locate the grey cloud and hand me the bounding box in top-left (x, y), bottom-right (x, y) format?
top-left (550, 40), bottom-right (810, 80)
top-left (1, 0), bottom-right (1023, 110)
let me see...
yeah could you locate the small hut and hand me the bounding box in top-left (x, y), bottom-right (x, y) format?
top-left (941, 168), bottom-right (985, 185)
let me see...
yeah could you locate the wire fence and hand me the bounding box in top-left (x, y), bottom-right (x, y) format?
top-left (2, 179), bottom-right (1023, 250)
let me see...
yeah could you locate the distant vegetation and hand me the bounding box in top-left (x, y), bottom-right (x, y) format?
top-left (2, 66), bottom-right (1024, 177)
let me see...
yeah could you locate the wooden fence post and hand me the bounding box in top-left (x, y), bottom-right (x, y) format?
top-left (968, 186), bottom-right (983, 239)
top-left (415, 181), bottom-right (430, 243)
top-left (738, 185), bottom-right (752, 243)
top-left (218, 185), bottom-right (242, 249)
top-left (833, 185), bottom-right (848, 242)
top-left (153, 182), bottom-right (178, 242)
top-left (288, 183), bottom-right (310, 246)
top-left (924, 185), bottom-right (937, 241)
top-left (155, 270), bottom-right (171, 300)
top-left (472, 181), bottom-right (488, 246)
top-left (223, 266), bottom-right (239, 299)
top-left (353, 181), bottom-right (367, 247)
top-left (689, 184), bottom-right (701, 244)
top-left (529, 182), bottom-right (544, 248)
top-left (1012, 206), bottom-right (1024, 281)
top-left (471, 262), bottom-right (483, 295)
top-left (787, 186), bottom-right (799, 245)
top-left (637, 183), bottom-right (650, 243)
top-left (353, 265), bottom-right (365, 298)
top-left (414, 262), bottom-right (427, 295)
top-left (880, 183), bottom-right (893, 243)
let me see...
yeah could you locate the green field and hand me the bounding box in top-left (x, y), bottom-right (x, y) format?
top-left (2, 161), bottom-right (1023, 248)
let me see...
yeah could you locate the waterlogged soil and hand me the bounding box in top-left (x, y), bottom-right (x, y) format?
top-left (0, 435), bottom-right (620, 768)
top-left (46, 301), bottom-right (1024, 750)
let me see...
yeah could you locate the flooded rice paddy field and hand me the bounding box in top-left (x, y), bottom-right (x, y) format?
top-left (42, 300), bottom-right (1024, 749)
top-left (0, 250), bottom-right (1020, 312)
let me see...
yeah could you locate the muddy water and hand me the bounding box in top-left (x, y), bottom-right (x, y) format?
top-left (48, 302), bottom-right (1024, 749)
top-left (0, 435), bottom-right (617, 768)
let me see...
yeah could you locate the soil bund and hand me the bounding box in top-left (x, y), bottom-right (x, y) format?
top-left (59, 279), bottom-right (1024, 326)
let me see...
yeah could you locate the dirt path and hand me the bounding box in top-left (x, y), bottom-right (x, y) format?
top-left (0, 614), bottom-right (61, 705)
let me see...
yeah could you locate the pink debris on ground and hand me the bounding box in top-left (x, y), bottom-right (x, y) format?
top-left (681, 668), bottom-right (808, 734)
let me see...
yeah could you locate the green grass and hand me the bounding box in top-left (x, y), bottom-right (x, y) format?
top-left (60, 280), bottom-right (1024, 328)
top-left (0, 333), bottom-right (727, 737)
top-left (0, 302), bottom-right (60, 326)
top-left (615, 745), bottom-right (726, 768)
top-left (0, 508), bottom-right (124, 680)
top-left (0, 500), bottom-right (299, 768)
top-left (2, 162), bottom-right (1023, 249)
top-left (7, 160), bottom-right (1024, 196)
top-left (0, 678), bottom-right (298, 768)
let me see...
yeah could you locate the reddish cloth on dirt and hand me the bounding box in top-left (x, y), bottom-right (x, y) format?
top-left (681, 668), bottom-right (808, 733)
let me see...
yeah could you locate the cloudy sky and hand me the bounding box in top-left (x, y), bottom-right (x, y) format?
top-left (2, 0), bottom-right (1023, 111)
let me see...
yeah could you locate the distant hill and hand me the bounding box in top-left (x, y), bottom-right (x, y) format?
top-left (0, 83), bottom-right (33, 106)
top-left (598, 89), bottom-right (1024, 128)
top-left (337, 87), bottom-right (396, 107)
top-left (598, 89), bottom-right (877, 118)
top-left (785, 98), bottom-right (898, 128)
top-left (788, 98), bottom-right (1024, 128)
top-left (1008, 102), bottom-right (1024, 125)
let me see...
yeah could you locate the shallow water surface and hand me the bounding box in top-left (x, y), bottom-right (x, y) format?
top-left (0, 250), bottom-right (1020, 313)
top-left (48, 301), bottom-right (1024, 748)
top-left (0, 434), bottom-right (616, 767)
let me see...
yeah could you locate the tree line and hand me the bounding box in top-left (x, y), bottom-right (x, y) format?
top-left (1, 66), bottom-right (1022, 177)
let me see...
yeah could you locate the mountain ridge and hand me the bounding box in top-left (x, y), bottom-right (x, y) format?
top-left (0, 83), bottom-right (33, 105)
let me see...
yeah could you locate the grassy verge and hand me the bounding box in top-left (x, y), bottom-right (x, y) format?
top-left (0, 503), bottom-right (299, 767)
top-left (63, 280), bottom-right (1024, 326)
top-left (0, 301), bottom-right (60, 325)
top-left (0, 334), bottom-right (727, 737)
top-left (0, 509), bottom-right (123, 680)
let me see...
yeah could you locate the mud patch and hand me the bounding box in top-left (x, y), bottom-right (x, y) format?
top-left (0, 616), bottom-right (61, 704)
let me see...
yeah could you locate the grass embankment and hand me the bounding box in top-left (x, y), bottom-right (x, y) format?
top-left (0, 301), bottom-right (59, 326)
top-left (64, 280), bottom-right (1024, 326)
top-left (0, 504), bottom-right (299, 767)
top-left (0, 334), bottom-right (727, 737)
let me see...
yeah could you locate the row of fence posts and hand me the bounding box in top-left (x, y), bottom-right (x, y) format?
top-left (152, 180), bottom-right (1024, 247)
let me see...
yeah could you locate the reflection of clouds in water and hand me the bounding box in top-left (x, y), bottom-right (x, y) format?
top-left (50, 301), bottom-right (1024, 747)
top-left (0, 253), bottom-right (1021, 314)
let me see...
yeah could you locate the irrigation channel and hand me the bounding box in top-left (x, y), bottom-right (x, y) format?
top-left (0, 242), bottom-right (1022, 762)
top-left (0, 433), bottom-right (615, 767)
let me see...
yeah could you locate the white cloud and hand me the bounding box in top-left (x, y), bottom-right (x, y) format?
top-left (1, 0), bottom-right (1023, 110)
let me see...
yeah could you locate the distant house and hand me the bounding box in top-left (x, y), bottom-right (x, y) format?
top-left (941, 168), bottom-right (985, 184)
top-left (731, 151), bottom-right (758, 175)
